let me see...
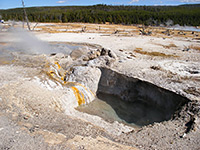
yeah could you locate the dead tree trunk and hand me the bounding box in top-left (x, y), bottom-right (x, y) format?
top-left (22, 0), bottom-right (31, 30)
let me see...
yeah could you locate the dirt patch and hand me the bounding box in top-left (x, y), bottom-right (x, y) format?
top-left (189, 45), bottom-right (200, 51)
top-left (134, 49), bottom-right (178, 57)
top-left (65, 135), bottom-right (138, 150)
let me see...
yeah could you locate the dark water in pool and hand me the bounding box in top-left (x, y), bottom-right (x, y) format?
top-left (77, 92), bottom-right (167, 127)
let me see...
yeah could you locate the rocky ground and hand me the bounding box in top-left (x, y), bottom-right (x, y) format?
top-left (0, 22), bottom-right (200, 149)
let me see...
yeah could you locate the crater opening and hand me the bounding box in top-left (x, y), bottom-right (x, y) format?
top-left (77, 68), bottom-right (190, 127)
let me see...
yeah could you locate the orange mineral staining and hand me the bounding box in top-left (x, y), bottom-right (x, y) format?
top-left (71, 86), bottom-right (85, 105)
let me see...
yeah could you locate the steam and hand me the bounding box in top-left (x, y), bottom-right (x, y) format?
top-left (159, 19), bottom-right (200, 32)
top-left (165, 19), bottom-right (173, 27)
top-left (168, 24), bottom-right (200, 32)
top-left (9, 27), bottom-right (52, 54)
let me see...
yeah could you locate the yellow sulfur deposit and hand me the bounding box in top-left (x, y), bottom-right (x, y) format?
top-left (71, 86), bottom-right (85, 105)
top-left (71, 82), bottom-right (95, 97)
top-left (55, 61), bottom-right (61, 69)
top-left (46, 61), bottom-right (94, 105)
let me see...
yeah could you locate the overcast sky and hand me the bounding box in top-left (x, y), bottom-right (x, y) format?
top-left (0, 0), bottom-right (200, 9)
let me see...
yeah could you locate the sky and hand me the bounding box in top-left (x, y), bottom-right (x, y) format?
top-left (0, 0), bottom-right (200, 9)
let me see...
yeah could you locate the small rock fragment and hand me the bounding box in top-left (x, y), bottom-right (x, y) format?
top-left (108, 50), bottom-right (117, 59)
top-left (150, 66), bottom-right (160, 70)
top-left (96, 49), bottom-right (101, 57)
top-left (83, 56), bottom-right (90, 61)
top-left (101, 48), bottom-right (107, 56)
top-left (88, 53), bottom-right (97, 60)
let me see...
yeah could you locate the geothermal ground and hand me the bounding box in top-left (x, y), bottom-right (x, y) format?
top-left (0, 22), bottom-right (200, 150)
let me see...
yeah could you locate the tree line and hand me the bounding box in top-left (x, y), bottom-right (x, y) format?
top-left (0, 4), bottom-right (200, 26)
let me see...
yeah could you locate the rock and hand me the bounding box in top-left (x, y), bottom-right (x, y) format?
top-left (88, 53), bottom-right (97, 60)
top-left (101, 48), bottom-right (107, 56)
top-left (86, 50), bottom-right (102, 60)
top-left (23, 116), bottom-right (29, 120)
top-left (68, 66), bottom-right (101, 93)
top-left (80, 49), bottom-right (116, 62)
top-left (83, 55), bottom-right (90, 61)
top-left (100, 48), bottom-right (117, 59)
top-left (50, 53), bottom-right (65, 59)
top-left (108, 50), bottom-right (117, 59)
top-left (150, 66), bottom-right (160, 70)
top-left (59, 55), bottom-right (73, 69)
top-left (105, 56), bottom-right (116, 66)
top-left (87, 56), bottom-right (116, 68)
top-left (48, 53), bottom-right (65, 64)
top-left (70, 49), bottom-right (88, 60)
top-left (86, 57), bottom-right (104, 67)
top-left (96, 50), bottom-right (101, 57)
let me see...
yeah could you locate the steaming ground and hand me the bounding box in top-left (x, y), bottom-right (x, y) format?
top-left (0, 23), bottom-right (200, 149)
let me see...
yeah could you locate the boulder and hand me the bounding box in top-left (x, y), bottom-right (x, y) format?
top-left (108, 50), bottom-right (117, 59)
top-left (59, 55), bottom-right (73, 69)
top-left (70, 48), bottom-right (89, 60)
top-left (87, 56), bottom-right (116, 68)
top-left (82, 55), bottom-right (90, 61)
top-left (100, 48), bottom-right (117, 59)
top-left (100, 48), bottom-right (107, 56)
top-left (88, 53), bottom-right (97, 60)
top-left (68, 66), bottom-right (101, 93)
top-left (96, 50), bottom-right (101, 57)
top-left (48, 53), bottom-right (65, 64)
